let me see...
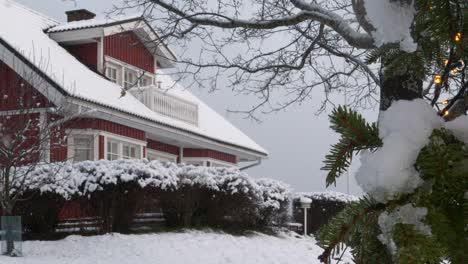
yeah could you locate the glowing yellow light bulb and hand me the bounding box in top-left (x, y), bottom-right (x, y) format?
top-left (443, 110), bottom-right (449, 117)
top-left (442, 100), bottom-right (449, 105)
top-left (444, 59), bottom-right (449, 66)
top-left (454, 32), bottom-right (462, 42)
top-left (452, 68), bottom-right (459, 74)
top-left (434, 74), bottom-right (442, 84)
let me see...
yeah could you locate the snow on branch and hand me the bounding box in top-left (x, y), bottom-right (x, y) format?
top-left (148, 0), bottom-right (374, 49)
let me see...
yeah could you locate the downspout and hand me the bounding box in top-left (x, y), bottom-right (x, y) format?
top-left (239, 158), bottom-right (262, 171)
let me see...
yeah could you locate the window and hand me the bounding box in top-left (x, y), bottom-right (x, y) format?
top-left (184, 160), bottom-right (205, 166)
top-left (73, 136), bottom-right (94, 162)
top-left (124, 69), bottom-right (137, 89)
top-left (106, 138), bottom-right (142, 160)
top-left (147, 151), bottom-right (177, 163)
top-left (210, 161), bottom-right (231, 168)
top-left (122, 143), bottom-right (138, 159)
top-left (107, 140), bottom-right (119, 160)
top-left (105, 67), bottom-right (118, 83)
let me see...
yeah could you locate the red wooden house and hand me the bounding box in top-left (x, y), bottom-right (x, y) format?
top-left (0, 1), bottom-right (268, 170)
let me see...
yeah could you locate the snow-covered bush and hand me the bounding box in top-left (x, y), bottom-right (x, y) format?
top-left (21, 160), bottom-right (291, 231)
top-left (292, 192), bottom-right (358, 234)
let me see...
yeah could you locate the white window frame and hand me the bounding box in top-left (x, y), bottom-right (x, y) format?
top-left (104, 61), bottom-right (122, 85)
top-left (106, 139), bottom-right (120, 160)
top-left (105, 56), bottom-right (154, 88)
top-left (181, 157), bottom-right (236, 167)
top-left (105, 65), bottom-right (118, 83)
top-left (122, 142), bottom-right (139, 159)
top-left (124, 68), bottom-right (137, 89)
top-left (147, 149), bottom-right (178, 163)
top-left (67, 130), bottom-right (100, 162)
top-left (103, 132), bottom-right (146, 161)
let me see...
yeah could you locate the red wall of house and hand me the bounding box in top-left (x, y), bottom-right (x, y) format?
top-left (65, 43), bottom-right (98, 71)
top-left (184, 148), bottom-right (237, 164)
top-left (104, 31), bottom-right (155, 73)
top-left (0, 113), bottom-right (42, 165)
top-left (0, 61), bottom-right (53, 111)
top-left (99, 135), bottom-right (105, 160)
top-left (69, 118), bottom-right (146, 141)
top-left (147, 139), bottom-right (179, 155)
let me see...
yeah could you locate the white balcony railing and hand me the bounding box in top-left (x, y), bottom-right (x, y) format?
top-left (130, 85), bottom-right (199, 126)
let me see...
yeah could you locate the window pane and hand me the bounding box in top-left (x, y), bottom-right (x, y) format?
top-left (75, 149), bottom-right (91, 161)
top-left (122, 143), bottom-right (139, 159)
top-left (74, 136), bottom-right (93, 162)
top-left (124, 69), bottom-right (136, 89)
top-left (106, 67), bottom-right (118, 83)
top-left (123, 145), bottom-right (130, 159)
top-left (107, 140), bottom-right (120, 160)
top-left (112, 142), bottom-right (118, 153)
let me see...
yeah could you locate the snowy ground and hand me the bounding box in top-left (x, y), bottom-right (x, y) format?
top-left (0, 231), bottom-right (353, 264)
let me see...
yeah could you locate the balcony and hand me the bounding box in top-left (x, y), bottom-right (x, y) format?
top-left (130, 85), bottom-right (199, 126)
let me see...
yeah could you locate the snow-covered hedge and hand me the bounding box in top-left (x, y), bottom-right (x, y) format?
top-left (26, 160), bottom-right (290, 211)
top-left (292, 191), bottom-right (358, 234)
top-left (294, 191), bottom-right (359, 204)
top-left (22, 160), bottom-right (291, 230)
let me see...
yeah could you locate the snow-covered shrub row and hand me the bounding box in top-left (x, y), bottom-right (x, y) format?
top-left (25, 159), bottom-right (291, 212)
top-left (294, 191), bottom-right (359, 204)
top-left (292, 191), bottom-right (358, 234)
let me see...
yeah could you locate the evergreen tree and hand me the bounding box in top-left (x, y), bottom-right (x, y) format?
top-left (319, 1), bottom-right (468, 263)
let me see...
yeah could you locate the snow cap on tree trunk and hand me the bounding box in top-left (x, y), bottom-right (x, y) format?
top-left (364, 0), bottom-right (417, 52)
top-left (356, 99), bottom-right (442, 203)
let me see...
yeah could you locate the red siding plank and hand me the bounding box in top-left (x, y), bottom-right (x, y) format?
top-left (99, 135), bottom-right (105, 160)
top-left (69, 118), bottom-right (146, 141)
top-left (184, 148), bottom-right (236, 164)
top-left (147, 139), bottom-right (179, 155)
top-left (104, 32), bottom-right (154, 73)
top-left (65, 43), bottom-right (98, 71)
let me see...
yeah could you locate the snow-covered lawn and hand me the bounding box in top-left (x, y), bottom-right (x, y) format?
top-left (0, 231), bottom-right (352, 264)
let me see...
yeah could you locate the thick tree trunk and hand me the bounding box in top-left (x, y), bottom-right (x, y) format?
top-left (379, 68), bottom-right (423, 111)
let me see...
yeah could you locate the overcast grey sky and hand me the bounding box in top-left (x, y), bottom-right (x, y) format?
top-left (16, 0), bottom-right (378, 195)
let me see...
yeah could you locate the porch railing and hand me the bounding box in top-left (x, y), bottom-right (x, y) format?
top-left (131, 86), bottom-right (199, 126)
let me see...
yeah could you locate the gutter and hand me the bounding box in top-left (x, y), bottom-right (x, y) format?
top-left (239, 159), bottom-right (262, 171)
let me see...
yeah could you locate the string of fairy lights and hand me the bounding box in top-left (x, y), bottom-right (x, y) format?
top-left (433, 32), bottom-right (466, 118)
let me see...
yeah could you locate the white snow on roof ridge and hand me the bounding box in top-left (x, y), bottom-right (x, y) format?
top-left (48, 13), bottom-right (143, 32)
top-left (0, 0), bottom-right (267, 156)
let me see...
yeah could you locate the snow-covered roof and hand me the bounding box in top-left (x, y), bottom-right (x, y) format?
top-left (0, 0), bottom-right (267, 157)
top-left (47, 14), bottom-right (143, 33)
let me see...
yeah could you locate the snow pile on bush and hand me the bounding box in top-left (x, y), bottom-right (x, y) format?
top-left (24, 160), bottom-right (291, 210)
top-left (356, 99), bottom-right (468, 203)
top-left (295, 191), bottom-right (359, 204)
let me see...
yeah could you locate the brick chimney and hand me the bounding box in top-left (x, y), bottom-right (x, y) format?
top-left (65, 9), bottom-right (96, 22)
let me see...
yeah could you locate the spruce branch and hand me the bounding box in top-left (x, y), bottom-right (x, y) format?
top-left (321, 106), bottom-right (382, 186)
top-left (317, 198), bottom-right (388, 263)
